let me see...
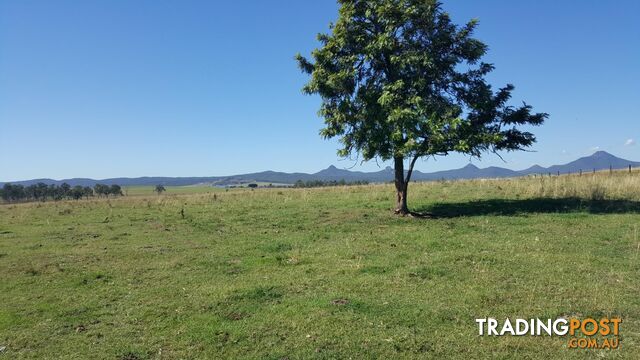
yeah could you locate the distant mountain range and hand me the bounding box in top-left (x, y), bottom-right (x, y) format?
top-left (2, 151), bottom-right (639, 187)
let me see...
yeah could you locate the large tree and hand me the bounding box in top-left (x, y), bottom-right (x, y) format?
top-left (296, 0), bottom-right (547, 215)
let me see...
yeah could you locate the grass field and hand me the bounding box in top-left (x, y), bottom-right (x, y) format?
top-left (123, 185), bottom-right (222, 196)
top-left (1, 172), bottom-right (639, 359)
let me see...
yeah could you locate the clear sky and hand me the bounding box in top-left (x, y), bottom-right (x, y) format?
top-left (1, 0), bottom-right (638, 181)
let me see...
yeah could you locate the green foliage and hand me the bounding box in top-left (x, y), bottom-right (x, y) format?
top-left (83, 186), bottom-right (94, 199)
top-left (154, 184), bottom-right (166, 194)
top-left (60, 183), bottom-right (71, 198)
top-left (0, 183), bottom-right (127, 203)
top-left (296, 0), bottom-right (547, 162)
top-left (94, 184), bottom-right (123, 198)
top-left (1, 182), bottom-right (101, 203)
top-left (70, 186), bottom-right (85, 200)
top-left (109, 184), bottom-right (123, 196)
top-left (1, 183), bottom-right (25, 201)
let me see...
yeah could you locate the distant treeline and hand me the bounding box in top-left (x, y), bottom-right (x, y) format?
top-left (0, 183), bottom-right (123, 202)
top-left (293, 179), bottom-right (369, 188)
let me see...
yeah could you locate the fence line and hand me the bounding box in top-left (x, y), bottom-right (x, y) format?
top-left (531, 164), bottom-right (638, 178)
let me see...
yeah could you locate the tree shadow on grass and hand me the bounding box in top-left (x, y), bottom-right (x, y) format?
top-left (415, 198), bottom-right (640, 218)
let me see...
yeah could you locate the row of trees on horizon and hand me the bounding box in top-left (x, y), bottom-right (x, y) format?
top-left (0, 183), bottom-right (124, 203)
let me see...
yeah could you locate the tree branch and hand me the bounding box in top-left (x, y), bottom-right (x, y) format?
top-left (405, 154), bottom-right (420, 186)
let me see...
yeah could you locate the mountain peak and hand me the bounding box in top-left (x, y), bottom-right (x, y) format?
top-left (314, 164), bottom-right (347, 176)
top-left (591, 150), bottom-right (613, 158)
top-left (463, 163), bottom-right (479, 169)
top-left (525, 164), bottom-right (545, 171)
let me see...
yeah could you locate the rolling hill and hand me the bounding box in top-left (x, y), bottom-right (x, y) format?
top-left (2, 151), bottom-right (639, 187)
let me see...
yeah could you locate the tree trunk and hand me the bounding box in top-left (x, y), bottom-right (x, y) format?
top-left (394, 156), bottom-right (409, 215)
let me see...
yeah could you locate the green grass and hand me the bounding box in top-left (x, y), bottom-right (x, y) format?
top-left (123, 185), bottom-right (222, 196)
top-left (1, 175), bottom-right (639, 359)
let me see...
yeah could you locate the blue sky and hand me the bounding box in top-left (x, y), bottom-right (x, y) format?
top-left (1, 0), bottom-right (638, 181)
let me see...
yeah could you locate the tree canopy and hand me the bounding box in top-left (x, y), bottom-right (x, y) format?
top-left (296, 0), bottom-right (547, 214)
top-left (1, 183), bottom-right (117, 203)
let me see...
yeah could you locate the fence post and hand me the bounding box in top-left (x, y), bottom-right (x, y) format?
top-left (610, 165), bottom-right (612, 174)
top-left (579, 169), bottom-right (582, 176)
top-left (557, 171), bottom-right (560, 176)
top-left (630, 165), bottom-right (632, 174)
top-left (593, 168), bottom-right (595, 174)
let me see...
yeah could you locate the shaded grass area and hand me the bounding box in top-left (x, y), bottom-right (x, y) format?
top-left (419, 198), bottom-right (640, 218)
top-left (0, 177), bottom-right (639, 359)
